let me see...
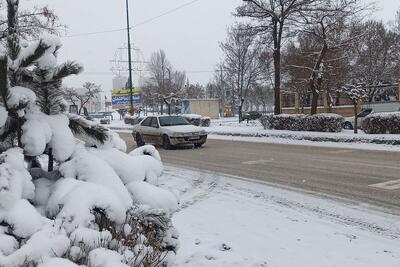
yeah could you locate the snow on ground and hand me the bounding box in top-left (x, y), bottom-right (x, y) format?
top-left (158, 165), bottom-right (400, 267)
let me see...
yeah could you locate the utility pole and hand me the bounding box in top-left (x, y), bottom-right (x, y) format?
top-left (125, 0), bottom-right (134, 114)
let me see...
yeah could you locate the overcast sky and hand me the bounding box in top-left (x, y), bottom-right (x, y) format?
top-left (23, 0), bottom-right (400, 93)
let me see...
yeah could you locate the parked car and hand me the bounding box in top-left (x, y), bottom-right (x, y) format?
top-left (242, 111), bottom-right (263, 121)
top-left (343, 108), bottom-right (373, 129)
top-left (132, 115), bottom-right (208, 149)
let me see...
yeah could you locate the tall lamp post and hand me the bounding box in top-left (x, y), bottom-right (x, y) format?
top-left (125, 0), bottom-right (134, 114)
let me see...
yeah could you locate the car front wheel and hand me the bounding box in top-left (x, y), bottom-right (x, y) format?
top-left (136, 133), bottom-right (145, 147)
top-left (343, 121), bottom-right (353, 130)
top-left (162, 134), bottom-right (172, 150)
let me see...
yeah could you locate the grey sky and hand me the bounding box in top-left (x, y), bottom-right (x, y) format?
top-left (23, 0), bottom-right (400, 93)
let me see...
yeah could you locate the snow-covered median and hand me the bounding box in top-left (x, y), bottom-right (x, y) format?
top-left (159, 165), bottom-right (400, 267)
top-left (107, 118), bottom-right (400, 151)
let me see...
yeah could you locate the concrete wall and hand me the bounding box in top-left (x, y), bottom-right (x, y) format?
top-left (188, 99), bottom-right (220, 119)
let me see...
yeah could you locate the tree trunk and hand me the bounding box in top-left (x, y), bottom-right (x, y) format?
top-left (238, 105), bottom-right (243, 123)
top-left (354, 104), bottom-right (358, 134)
top-left (272, 20), bottom-right (282, 115)
top-left (310, 44), bottom-right (328, 115)
top-left (310, 89), bottom-right (319, 115)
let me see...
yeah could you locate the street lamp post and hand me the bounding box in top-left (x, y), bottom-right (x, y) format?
top-left (125, 0), bottom-right (134, 114)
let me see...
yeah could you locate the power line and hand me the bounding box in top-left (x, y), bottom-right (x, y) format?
top-left (82, 69), bottom-right (222, 76)
top-left (64, 28), bottom-right (127, 38)
top-left (132, 0), bottom-right (200, 28)
top-left (62, 0), bottom-right (200, 38)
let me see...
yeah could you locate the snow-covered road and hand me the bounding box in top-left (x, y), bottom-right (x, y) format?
top-left (159, 166), bottom-right (400, 267)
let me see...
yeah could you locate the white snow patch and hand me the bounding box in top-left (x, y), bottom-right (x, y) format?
top-left (22, 113), bottom-right (52, 156)
top-left (70, 227), bottom-right (112, 250)
top-left (0, 224), bottom-right (70, 267)
top-left (47, 178), bottom-right (127, 233)
top-left (47, 114), bottom-right (76, 161)
top-left (59, 148), bottom-right (132, 208)
top-left (38, 258), bottom-right (81, 267)
top-left (4, 199), bottom-right (45, 238)
top-left (130, 145), bottom-right (161, 161)
top-left (88, 248), bottom-right (129, 267)
top-left (0, 106), bottom-right (7, 129)
top-left (161, 165), bottom-right (400, 267)
top-left (7, 86), bottom-right (36, 116)
top-left (0, 148), bottom-right (34, 208)
top-left (126, 181), bottom-right (178, 214)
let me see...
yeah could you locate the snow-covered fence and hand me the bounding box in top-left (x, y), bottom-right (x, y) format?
top-left (260, 113), bottom-right (344, 132)
top-left (362, 112), bottom-right (400, 134)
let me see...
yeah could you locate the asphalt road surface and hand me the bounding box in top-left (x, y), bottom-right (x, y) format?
top-left (120, 133), bottom-right (400, 213)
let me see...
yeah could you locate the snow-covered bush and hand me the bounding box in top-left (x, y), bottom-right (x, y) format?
top-left (260, 113), bottom-right (344, 132)
top-left (362, 112), bottom-right (400, 134)
top-left (181, 114), bottom-right (211, 127)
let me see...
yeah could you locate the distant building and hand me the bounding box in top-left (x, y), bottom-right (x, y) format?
top-left (181, 99), bottom-right (220, 119)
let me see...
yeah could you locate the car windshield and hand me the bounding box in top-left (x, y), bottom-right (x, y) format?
top-left (159, 116), bottom-right (190, 126)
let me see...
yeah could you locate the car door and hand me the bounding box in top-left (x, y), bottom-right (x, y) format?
top-left (139, 117), bottom-right (153, 143)
top-left (147, 117), bottom-right (162, 144)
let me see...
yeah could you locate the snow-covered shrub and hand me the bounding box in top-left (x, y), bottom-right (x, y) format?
top-left (181, 114), bottom-right (211, 127)
top-left (308, 113), bottom-right (344, 132)
top-left (260, 113), bottom-right (344, 132)
top-left (0, 145), bottom-right (179, 267)
top-left (200, 116), bottom-right (211, 127)
top-left (362, 112), bottom-right (400, 134)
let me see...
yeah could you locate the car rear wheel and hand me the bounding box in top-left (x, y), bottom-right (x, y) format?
top-left (344, 121), bottom-right (353, 130)
top-left (136, 133), bottom-right (145, 147)
top-left (162, 134), bottom-right (172, 150)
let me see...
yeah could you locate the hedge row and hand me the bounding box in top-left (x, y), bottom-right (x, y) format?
top-left (260, 113), bottom-right (344, 132)
top-left (362, 112), bottom-right (400, 134)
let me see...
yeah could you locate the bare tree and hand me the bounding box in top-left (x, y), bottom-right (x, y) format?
top-left (0, 0), bottom-right (64, 42)
top-left (146, 50), bottom-right (186, 114)
top-left (64, 82), bottom-right (102, 115)
top-left (236, 0), bottom-right (321, 115)
top-left (349, 20), bottom-right (400, 102)
top-left (293, 0), bottom-right (366, 114)
top-left (220, 24), bottom-right (262, 122)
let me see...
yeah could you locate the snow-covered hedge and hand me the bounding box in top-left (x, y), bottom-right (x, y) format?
top-left (260, 113), bottom-right (344, 132)
top-left (362, 112), bottom-right (400, 134)
top-left (181, 114), bottom-right (211, 127)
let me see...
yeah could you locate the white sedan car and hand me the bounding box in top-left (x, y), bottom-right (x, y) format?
top-left (343, 108), bottom-right (373, 129)
top-left (132, 115), bottom-right (208, 149)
